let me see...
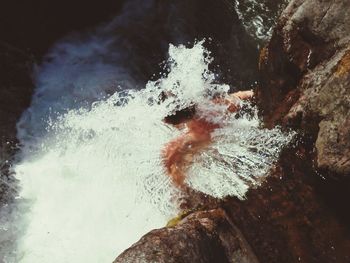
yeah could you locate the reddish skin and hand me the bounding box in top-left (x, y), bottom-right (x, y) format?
top-left (162, 90), bottom-right (254, 187)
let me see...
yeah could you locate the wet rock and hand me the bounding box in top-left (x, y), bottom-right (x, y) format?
top-left (258, 0), bottom-right (350, 176)
top-left (224, 138), bottom-right (350, 263)
top-left (244, 0), bottom-right (350, 261)
top-left (114, 209), bottom-right (259, 263)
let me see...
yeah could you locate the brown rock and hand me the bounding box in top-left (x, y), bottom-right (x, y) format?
top-left (224, 140), bottom-right (350, 263)
top-left (114, 209), bottom-right (259, 263)
top-left (258, 0), bottom-right (350, 176)
top-left (247, 0), bottom-right (350, 260)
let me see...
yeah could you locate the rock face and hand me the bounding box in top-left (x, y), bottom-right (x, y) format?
top-left (224, 141), bottom-right (350, 263)
top-left (115, 209), bottom-right (259, 263)
top-left (258, 0), bottom-right (350, 176)
top-left (231, 0), bottom-right (350, 260)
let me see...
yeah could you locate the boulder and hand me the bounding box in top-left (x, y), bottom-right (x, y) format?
top-left (258, 0), bottom-right (350, 176)
top-left (115, 209), bottom-right (259, 263)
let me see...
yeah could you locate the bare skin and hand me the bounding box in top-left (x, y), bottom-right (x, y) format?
top-left (162, 90), bottom-right (254, 187)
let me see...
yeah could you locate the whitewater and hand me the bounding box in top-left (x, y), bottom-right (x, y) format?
top-left (0, 4), bottom-right (293, 261)
top-left (5, 41), bottom-right (293, 262)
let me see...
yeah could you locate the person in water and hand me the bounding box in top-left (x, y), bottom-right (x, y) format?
top-left (162, 90), bottom-right (253, 187)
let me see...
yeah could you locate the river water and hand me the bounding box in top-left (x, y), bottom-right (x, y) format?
top-left (1, 0), bottom-right (290, 262)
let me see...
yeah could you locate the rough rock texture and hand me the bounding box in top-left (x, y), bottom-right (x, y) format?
top-left (115, 209), bottom-right (259, 263)
top-left (223, 139), bottom-right (350, 263)
top-left (258, 0), bottom-right (350, 176)
top-left (229, 0), bottom-right (350, 261)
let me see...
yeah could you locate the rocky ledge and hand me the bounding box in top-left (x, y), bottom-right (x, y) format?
top-left (115, 0), bottom-right (350, 262)
top-left (115, 209), bottom-right (259, 263)
top-left (258, 0), bottom-right (350, 177)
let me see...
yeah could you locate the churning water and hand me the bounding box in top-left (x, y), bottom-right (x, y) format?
top-left (235, 0), bottom-right (289, 42)
top-left (0, 1), bottom-right (293, 263)
top-left (8, 41), bottom-right (293, 263)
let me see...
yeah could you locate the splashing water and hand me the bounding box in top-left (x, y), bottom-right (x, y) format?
top-left (234, 0), bottom-right (289, 43)
top-left (5, 39), bottom-right (294, 262)
top-left (11, 42), bottom-right (204, 262)
top-left (187, 111), bottom-right (294, 198)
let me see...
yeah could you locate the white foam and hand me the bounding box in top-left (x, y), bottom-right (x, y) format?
top-left (187, 108), bottom-right (294, 199)
top-left (12, 42), bottom-right (219, 262)
top-left (8, 39), bottom-right (293, 262)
